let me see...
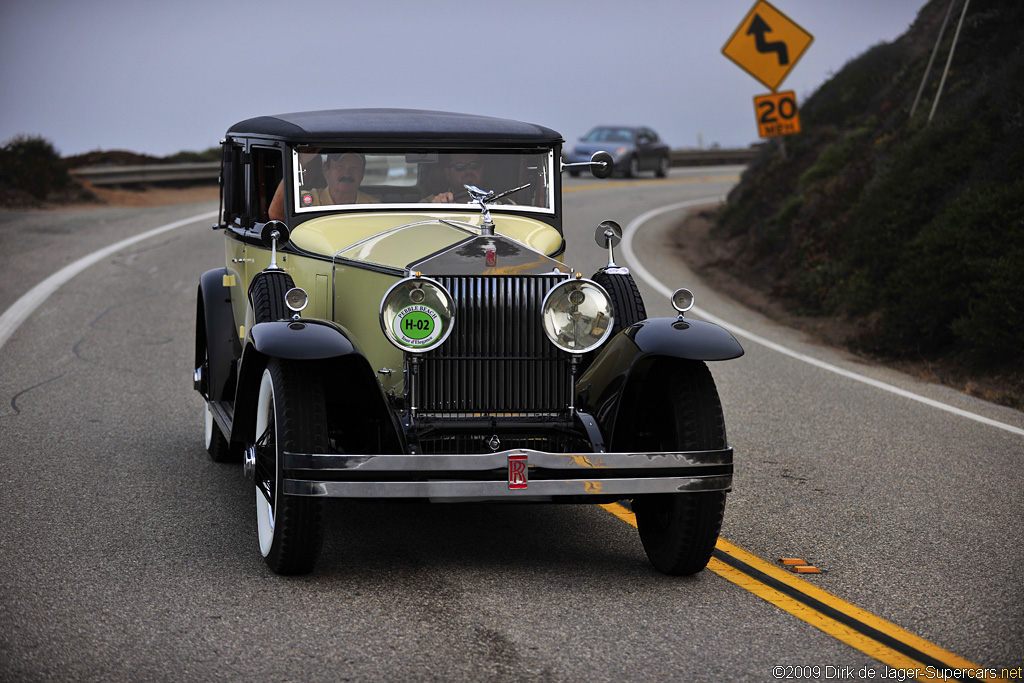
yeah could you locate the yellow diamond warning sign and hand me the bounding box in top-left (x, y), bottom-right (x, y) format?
top-left (754, 91), bottom-right (801, 137)
top-left (723, 0), bottom-right (813, 92)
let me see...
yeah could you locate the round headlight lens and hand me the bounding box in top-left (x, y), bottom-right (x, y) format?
top-left (379, 277), bottom-right (454, 353)
top-left (541, 278), bottom-right (614, 354)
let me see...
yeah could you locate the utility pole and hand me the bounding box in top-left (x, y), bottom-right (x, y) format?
top-left (929, 0), bottom-right (971, 124)
top-left (910, 0), bottom-right (956, 119)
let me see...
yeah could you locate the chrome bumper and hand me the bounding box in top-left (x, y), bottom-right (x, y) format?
top-left (281, 447), bottom-right (732, 501)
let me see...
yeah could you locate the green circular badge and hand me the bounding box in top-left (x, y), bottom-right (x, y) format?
top-left (393, 305), bottom-right (442, 347)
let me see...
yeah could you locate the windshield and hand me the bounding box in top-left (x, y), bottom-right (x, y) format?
top-left (290, 148), bottom-right (554, 214)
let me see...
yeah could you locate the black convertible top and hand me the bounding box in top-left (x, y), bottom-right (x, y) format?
top-left (227, 109), bottom-right (563, 146)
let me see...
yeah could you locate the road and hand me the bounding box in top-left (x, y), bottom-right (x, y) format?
top-left (1, 169), bottom-right (1021, 682)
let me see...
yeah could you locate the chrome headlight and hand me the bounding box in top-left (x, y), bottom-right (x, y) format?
top-left (284, 287), bottom-right (308, 313)
top-left (379, 276), bottom-right (454, 353)
top-left (671, 287), bottom-right (695, 314)
top-left (541, 277), bottom-right (614, 354)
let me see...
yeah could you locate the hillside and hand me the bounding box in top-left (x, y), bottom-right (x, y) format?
top-left (707, 0), bottom-right (1024, 407)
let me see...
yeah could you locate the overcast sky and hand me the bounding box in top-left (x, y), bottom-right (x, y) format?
top-left (0, 0), bottom-right (926, 157)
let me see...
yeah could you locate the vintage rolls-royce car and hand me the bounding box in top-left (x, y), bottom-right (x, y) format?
top-left (194, 109), bottom-right (743, 575)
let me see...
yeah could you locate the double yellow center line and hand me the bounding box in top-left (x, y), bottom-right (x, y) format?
top-left (599, 503), bottom-right (1001, 682)
top-left (562, 175), bottom-right (741, 194)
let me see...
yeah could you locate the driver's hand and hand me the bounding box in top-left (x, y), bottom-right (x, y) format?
top-left (431, 192), bottom-right (454, 203)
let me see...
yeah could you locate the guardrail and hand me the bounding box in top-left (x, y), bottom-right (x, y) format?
top-left (671, 148), bottom-right (759, 166)
top-left (70, 162), bottom-right (220, 186)
top-left (70, 149), bottom-right (759, 187)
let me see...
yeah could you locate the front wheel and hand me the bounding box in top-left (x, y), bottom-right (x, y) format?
top-left (633, 491), bottom-right (726, 576)
top-left (254, 358), bottom-right (327, 575)
top-left (624, 156), bottom-right (639, 178)
top-left (632, 361), bottom-right (728, 575)
top-left (592, 270), bottom-right (646, 337)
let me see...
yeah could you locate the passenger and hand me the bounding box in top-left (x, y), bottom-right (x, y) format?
top-left (268, 152), bottom-right (378, 221)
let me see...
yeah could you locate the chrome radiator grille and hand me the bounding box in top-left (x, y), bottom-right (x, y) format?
top-left (412, 275), bottom-right (571, 416)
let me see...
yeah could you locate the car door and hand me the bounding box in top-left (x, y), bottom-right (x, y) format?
top-left (645, 128), bottom-right (665, 171)
top-left (634, 128), bottom-right (653, 171)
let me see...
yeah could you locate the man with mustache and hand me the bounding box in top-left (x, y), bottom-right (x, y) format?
top-left (267, 152), bottom-right (378, 220)
top-left (314, 152), bottom-right (380, 205)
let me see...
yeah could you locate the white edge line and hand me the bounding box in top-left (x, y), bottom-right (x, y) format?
top-left (621, 199), bottom-right (1024, 438)
top-left (0, 210), bottom-right (219, 352)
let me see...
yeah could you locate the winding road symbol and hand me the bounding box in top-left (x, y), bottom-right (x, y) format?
top-left (722, 0), bottom-right (813, 92)
top-left (747, 14), bottom-right (789, 66)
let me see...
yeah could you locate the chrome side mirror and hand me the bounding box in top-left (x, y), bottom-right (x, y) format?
top-left (594, 220), bottom-right (623, 269)
top-left (561, 151), bottom-right (615, 179)
top-left (260, 220), bottom-right (291, 270)
top-left (588, 151), bottom-right (614, 179)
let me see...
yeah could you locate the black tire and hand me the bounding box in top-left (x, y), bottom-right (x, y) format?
top-left (592, 270), bottom-right (646, 337)
top-left (624, 156), bottom-right (639, 178)
top-left (249, 270), bottom-right (295, 323)
top-left (254, 358), bottom-right (327, 575)
top-left (568, 168), bottom-right (581, 177)
top-left (656, 155), bottom-right (670, 178)
top-left (632, 361), bottom-right (728, 575)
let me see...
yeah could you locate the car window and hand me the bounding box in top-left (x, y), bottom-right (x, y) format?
top-left (251, 146), bottom-right (283, 223)
top-left (221, 141), bottom-right (245, 225)
top-left (583, 128), bottom-right (635, 144)
top-left (290, 148), bottom-right (554, 215)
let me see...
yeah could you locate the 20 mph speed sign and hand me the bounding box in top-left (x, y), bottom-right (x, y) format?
top-left (754, 91), bottom-right (801, 137)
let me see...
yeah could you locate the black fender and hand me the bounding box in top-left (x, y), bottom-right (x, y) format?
top-left (195, 268), bottom-right (241, 402)
top-left (622, 316), bottom-right (743, 361)
top-left (248, 319), bottom-right (357, 359)
top-left (229, 319), bottom-right (404, 454)
top-left (575, 316), bottom-right (743, 448)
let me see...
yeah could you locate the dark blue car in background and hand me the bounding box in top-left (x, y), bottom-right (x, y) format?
top-left (565, 125), bottom-right (672, 178)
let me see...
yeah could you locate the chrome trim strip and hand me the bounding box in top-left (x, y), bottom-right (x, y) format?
top-left (282, 447), bottom-right (732, 471)
top-left (283, 475), bottom-right (732, 499)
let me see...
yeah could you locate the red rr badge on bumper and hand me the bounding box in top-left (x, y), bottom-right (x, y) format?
top-left (508, 454), bottom-right (528, 489)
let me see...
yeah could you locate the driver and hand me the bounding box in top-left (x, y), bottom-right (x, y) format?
top-left (423, 153), bottom-right (485, 203)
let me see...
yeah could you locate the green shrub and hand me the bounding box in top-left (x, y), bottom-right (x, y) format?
top-left (772, 194), bottom-right (803, 231)
top-left (802, 41), bottom-right (908, 130)
top-left (944, 181), bottom-right (1024, 364)
top-left (797, 127), bottom-right (872, 190)
top-left (0, 135), bottom-right (73, 200)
